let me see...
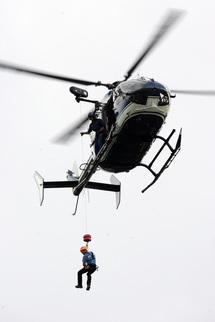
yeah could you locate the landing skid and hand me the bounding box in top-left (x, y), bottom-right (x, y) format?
top-left (139, 128), bottom-right (182, 193)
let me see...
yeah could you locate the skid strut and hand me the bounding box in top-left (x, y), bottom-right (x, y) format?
top-left (139, 128), bottom-right (182, 193)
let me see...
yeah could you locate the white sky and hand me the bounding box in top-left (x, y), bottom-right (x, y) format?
top-left (0, 1), bottom-right (215, 321)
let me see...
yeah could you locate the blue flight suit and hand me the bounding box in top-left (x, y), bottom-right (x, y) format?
top-left (88, 118), bottom-right (106, 155)
top-left (82, 252), bottom-right (96, 265)
top-left (77, 252), bottom-right (97, 288)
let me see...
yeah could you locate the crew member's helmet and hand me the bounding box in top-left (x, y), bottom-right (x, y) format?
top-left (80, 246), bottom-right (87, 251)
top-left (88, 112), bottom-right (95, 119)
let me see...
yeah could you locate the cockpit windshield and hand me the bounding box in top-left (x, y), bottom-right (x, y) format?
top-left (118, 78), bottom-right (148, 94)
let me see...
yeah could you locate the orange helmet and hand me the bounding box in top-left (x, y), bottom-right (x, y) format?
top-left (80, 246), bottom-right (87, 251)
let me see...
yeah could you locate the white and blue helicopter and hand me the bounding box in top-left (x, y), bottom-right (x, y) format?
top-left (1, 9), bottom-right (214, 213)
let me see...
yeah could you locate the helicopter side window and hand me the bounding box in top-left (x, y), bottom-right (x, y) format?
top-left (114, 88), bottom-right (125, 106)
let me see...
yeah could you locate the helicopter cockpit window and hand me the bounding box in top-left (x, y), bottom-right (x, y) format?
top-left (119, 79), bottom-right (147, 94)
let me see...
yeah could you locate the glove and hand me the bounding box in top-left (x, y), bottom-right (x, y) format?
top-left (80, 132), bottom-right (84, 136)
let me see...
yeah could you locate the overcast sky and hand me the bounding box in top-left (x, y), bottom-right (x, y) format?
top-left (0, 0), bottom-right (215, 321)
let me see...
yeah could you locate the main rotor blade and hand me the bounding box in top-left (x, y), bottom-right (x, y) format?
top-left (53, 114), bottom-right (89, 144)
top-left (125, 9), bottom-right (184, 80)
top-left (172, 89), bottom-right (215, 96)
top-left (0, 61), bottom-right (107, 87)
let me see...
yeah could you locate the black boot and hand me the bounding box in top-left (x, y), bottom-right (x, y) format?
top-left (75, 285), bottom-right (83, 289)
top-left (86, 285), bottom-right (91, 291)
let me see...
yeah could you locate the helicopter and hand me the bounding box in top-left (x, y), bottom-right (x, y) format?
top-left (1, 9), bottom-right (215, 213)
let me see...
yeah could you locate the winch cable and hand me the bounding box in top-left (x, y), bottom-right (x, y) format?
top-left (79, 102), bottom-right (89, 233)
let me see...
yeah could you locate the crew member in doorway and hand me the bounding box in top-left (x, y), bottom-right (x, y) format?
top-left (80, 112), bottom-right (106, 155)
top-left (75, 246), bottom-right (97, 291)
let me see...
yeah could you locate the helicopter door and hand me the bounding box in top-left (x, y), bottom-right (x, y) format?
top-left (101, 93), bottom-right (115, 132)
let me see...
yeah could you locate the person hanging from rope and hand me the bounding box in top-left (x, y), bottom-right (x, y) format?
top-left (75, 246), bottom-right (97, 291)
top-left (80, 112), bottom-right (106, 155)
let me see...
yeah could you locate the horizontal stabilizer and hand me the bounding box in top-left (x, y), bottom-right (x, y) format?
top-left (110, 175), bottom-right (121, 209)
top-left (34, 171), bottom-right (44, 206)
top-left (34, 171), bottom-right (121, 208)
